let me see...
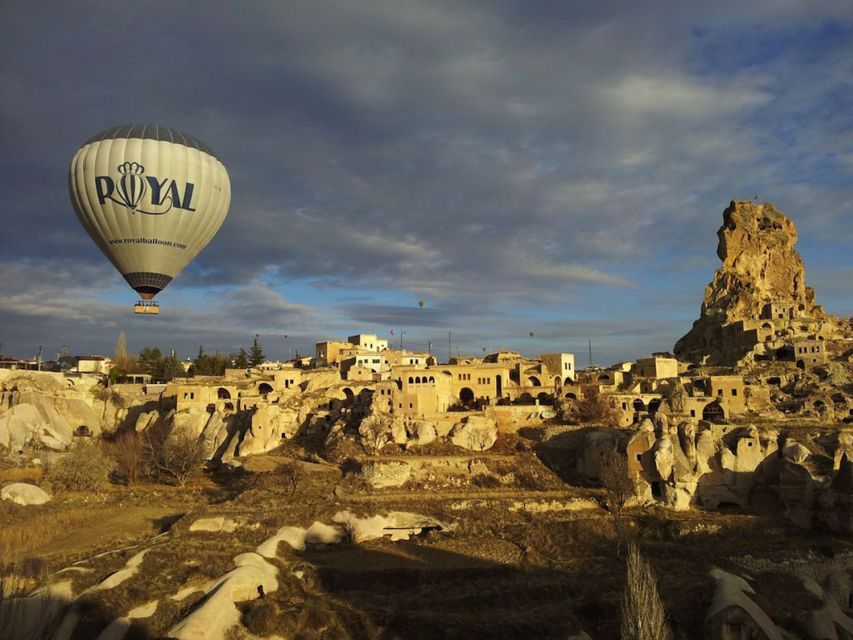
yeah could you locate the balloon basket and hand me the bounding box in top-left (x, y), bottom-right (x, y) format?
top-left (133, 301), bottom-right (160, 315)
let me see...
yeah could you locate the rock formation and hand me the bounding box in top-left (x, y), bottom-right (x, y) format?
top-left (0, 482), bottom-right (51, 505)
top-left (0, 371), bottom-right (102, 451)
top-left (675, 200), bottom-right (842, 365)
top-left (615, 419), bottom-right (853, 532)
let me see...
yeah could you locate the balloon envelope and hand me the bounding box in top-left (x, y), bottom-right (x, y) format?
top-left (69, 124), bottom-right (231, 300)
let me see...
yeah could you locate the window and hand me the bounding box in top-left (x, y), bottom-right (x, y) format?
top-left (690, 409), bottom-right (696, 417)
top-left (731, 389), bottom-right (737, 396)
top-left (636, 454), bottom-right (642, 461)
top-left (717, 389), bottom-right (723, 396)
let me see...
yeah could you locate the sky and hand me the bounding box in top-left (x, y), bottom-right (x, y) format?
top-left (1, 1), bottom-right (851, 365)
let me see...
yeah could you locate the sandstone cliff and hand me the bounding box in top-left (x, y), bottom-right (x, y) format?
top-left (675, 200), bottom-right (841, 365)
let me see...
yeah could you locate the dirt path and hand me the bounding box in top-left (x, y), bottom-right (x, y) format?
top-left (347, 488), bottom-right (600, 503)
top-left (27, 506), bottom-right (183, 562)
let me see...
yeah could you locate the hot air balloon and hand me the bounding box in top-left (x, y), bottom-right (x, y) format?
top-left (418, 299), bottom-right (424, 309)
top-left (69, 125), bottom-right (231, 314)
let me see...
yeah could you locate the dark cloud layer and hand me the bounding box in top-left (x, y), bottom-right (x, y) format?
top-left (1, 1), bottom-right (851, 361)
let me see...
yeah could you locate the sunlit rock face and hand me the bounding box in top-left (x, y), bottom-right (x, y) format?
top-left (674, 200), bottom-right (843, 365)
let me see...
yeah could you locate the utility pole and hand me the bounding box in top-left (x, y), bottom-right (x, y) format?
top-left (588, 337), bottom-right (593, 369)
top-left (448, 331), bottom-right (452, 363)
top-left (428, 341), bottom-right (432, 357)
top-left (36, 345), bottom-right (43, 371)
top-left (399, 330), bottom-right (406, 351)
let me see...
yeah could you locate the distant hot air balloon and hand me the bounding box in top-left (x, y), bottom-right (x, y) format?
top-left (69, 125), bottom-right (231, 314)
top-left (418, 299), bottom-right (424, 309)
top-left (529, 331), bottom-right (535, 337)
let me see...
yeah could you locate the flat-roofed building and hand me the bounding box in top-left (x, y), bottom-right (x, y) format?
top-left (347, 333), bottom-right (389, 352)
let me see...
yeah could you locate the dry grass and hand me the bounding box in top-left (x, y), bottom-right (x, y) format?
top-left (0, 507), bottom-right (97, 563)
top-left (0, 467), bottom-right (44, 484)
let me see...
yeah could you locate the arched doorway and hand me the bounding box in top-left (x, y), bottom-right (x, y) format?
top-left (528, 376), bottom-right (541, 387)
top-left (258, 382), bottom-right (273, 398)
top-left (633, 399), bottom-right (646, 413)
top-left (496, 375), bottom-right (502, 397)
top-left (459, 387), bottom-right (475, 406)
top-left (537, 392), bottom-right (551, 405)
top-left (218, 387), bottom-right (231, 400)
top-left (554, 376), bottom-right (562, 388)
top-left (703, 402), bottom-right (725, 423)
top-left (648, 398), bottom-right (662, 415)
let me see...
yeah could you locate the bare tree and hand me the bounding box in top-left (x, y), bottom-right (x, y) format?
top-left (574, 391), bottom-right (619, 425)
top-left (144, 425), bottom-right (206, 487)
top-left (620, 543), bottom-right (671, 640)
top-left (105, 430), bottom-right (145, 485)
top-left (270, 460), bottom-right (301, 495)
top-left (599, 447), bottom-right (636, 555)
top-left (358, 415), bottom-right (390, 455)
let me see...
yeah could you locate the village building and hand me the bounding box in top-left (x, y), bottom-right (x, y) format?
top-left (793, 339), bottom-right (827, 369)
top-left (76, 355), bottom-right (112, 375)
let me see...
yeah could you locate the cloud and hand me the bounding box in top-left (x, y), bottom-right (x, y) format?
top-left (0, 2), bottom-right (851, 362)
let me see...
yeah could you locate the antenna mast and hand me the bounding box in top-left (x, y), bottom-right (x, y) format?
top-left (588, 337), bottom-right (593, 369)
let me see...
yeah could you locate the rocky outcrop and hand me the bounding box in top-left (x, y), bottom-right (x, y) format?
top-left (1, 482), bottom-right (51, 505)
top-left (621, 419), bottom-right (853, 531)
top-left (675, 200), bottom-right (841, 365)
top-left (449, 415), bottom-right (498, 451)
top-left (189, 517), bottom-right (238, 533)
top-left (0, 372), bottom-right (102, 451)
top-left (359, 460), bottom-right (413, 488)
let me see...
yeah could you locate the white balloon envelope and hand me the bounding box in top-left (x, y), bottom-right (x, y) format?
top-left (69, 124), bottom-right (231, 312)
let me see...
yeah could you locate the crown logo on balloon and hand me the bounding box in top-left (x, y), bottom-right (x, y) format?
top-left (117, 161), bottom-right (145, 176)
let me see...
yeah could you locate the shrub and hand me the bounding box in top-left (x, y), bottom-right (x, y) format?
top-left (270, 461), bottom-right (301, 495)
top-left (45, 443), bottom-right (113, 492)
top-left (104, 430), bottom-right (145, 485)
top-left (144, 425), bottom-right (206, 487)
top-left (472, 474), bottom-right (501, 489)
top-left (575, 392), bottom-right (619, 425)
top-left (241, 600), bottom-right (278, 636)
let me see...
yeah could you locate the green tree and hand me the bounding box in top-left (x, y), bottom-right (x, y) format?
top-left (233, 348), bottom-right (249, 369)
top-left (160, 351), bottom-right (184, 382)
top-left (190, 345), bottom-right (227, 376)
top-left (137, 347), bottom-right (163, 376)
top-left (248, 334), bottom-right (265, 367)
